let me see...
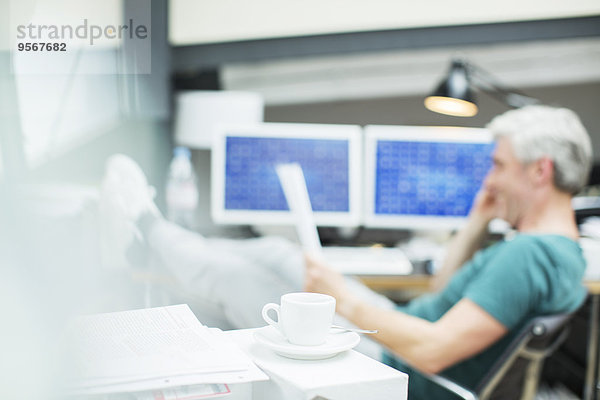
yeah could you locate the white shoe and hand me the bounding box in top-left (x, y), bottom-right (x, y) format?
top-left (99, 154), bottom-right (160, 269)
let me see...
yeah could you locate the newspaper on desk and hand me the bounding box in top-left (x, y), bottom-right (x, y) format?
top-left (62, 304), bottom-right (267, 396)
top-left (80, 383), bottom-right (233, 400)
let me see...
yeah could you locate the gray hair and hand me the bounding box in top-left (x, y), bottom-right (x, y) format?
top-left (486, 105), bottom-right (593, 194)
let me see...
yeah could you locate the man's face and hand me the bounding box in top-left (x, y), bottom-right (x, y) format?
top-left (483, 137), bottom-right (532, 227)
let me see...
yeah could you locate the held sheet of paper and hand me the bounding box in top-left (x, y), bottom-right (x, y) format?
top-left (64, 304), bottom-right (267, 395)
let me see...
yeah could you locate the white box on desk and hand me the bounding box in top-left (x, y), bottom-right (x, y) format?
top-left (225, 329), bottom-right (408, 400)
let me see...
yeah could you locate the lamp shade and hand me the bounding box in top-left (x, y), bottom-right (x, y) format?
top-left (424, 60), bottom-right (478, 117)
top-left (174, 91), bottom-right (264, 149)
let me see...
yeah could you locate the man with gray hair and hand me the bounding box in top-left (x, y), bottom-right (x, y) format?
top-left (102, 105), bottom-right (592, 400)
top-left (305, 105), bottom-right (592, 398)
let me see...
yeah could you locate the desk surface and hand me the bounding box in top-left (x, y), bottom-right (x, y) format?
top-left (359, 274), bottom-right (600, 295)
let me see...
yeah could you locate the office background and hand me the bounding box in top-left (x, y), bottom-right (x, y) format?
top-left (0, 1), bottom-right (598, 277)
top-left (0, 2), bottom-right (599, 398)
top-left (2, 1), bottom-right (596, 235)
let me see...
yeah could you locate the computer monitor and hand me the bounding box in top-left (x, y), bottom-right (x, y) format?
top-left (363, 125), bottom-right (494, 230)
top-left (211, 122), bottom-right (362, 226)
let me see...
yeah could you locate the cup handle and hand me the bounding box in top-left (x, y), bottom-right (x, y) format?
top-left (262, 303), bottom-right (281, 331)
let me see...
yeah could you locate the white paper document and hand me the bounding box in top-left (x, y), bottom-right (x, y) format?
top-left (133, 383), bottom-right (231, 400)
top-left (63, 304), bottom-right (267, 395)
top-left (276, 163), bottom-right (323, 256)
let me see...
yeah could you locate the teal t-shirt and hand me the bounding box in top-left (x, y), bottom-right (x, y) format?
top-left (384, 234), bottom-right (587, 400)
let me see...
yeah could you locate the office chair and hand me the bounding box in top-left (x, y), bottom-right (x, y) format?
top-left (424, 312), bottom-right (577, 400)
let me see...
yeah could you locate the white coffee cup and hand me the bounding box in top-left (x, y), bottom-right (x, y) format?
top-left (262, 292), bottom-right (336, 346)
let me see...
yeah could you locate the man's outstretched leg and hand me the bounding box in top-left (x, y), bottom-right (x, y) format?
top-left (100, 154), bottom-right (301, 329)
top-left (100, 154), bottom-right (396, 358)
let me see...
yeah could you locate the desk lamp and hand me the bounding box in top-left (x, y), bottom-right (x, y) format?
top-left (424, 58), bottom-right (540, 117)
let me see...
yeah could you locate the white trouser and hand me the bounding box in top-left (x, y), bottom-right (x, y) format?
top-left (146, 218), bottom-right (396, 359)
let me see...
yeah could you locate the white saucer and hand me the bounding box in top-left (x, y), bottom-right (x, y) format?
top-left (253, 326), bottom-right (360, 360)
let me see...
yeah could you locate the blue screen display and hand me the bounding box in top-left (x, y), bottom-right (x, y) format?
top-left (375, 140), bottom-right (494, 217)
top-left (225, 136), bottom-right (350, 212)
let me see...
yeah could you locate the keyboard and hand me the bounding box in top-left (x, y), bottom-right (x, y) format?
top-left (321, 246), bottom-right (413, 276)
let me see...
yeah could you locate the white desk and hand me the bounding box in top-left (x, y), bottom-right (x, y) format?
top-left (225, 328), bottom-right (408, 400)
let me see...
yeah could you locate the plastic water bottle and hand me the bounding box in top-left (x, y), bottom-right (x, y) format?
top-left (166, 146), bottom-right (199, 229)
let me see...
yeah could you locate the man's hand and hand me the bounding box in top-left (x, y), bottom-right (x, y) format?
top-left (304, 254), bottom-right (359, 317)
top-left (430, 186), bottom-right (501, 292)
top-left (470, 187), bottom-right (506, 223)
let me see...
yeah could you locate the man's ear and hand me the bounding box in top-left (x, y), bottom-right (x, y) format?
top-left (531, 157), bottom-right (554, 186)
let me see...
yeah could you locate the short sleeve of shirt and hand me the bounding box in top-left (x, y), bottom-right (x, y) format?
top-left (463, 237), bottom-right (547, 329)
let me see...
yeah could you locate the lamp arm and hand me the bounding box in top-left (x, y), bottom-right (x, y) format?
top-left (463, 61), bottom-right (540, 108)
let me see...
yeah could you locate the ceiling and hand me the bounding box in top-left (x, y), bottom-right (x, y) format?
top-left (221, 37), bottom-right (600, 105)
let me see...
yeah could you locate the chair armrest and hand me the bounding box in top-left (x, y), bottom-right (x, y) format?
top-left (424, 373), bottom-right (478, 400)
